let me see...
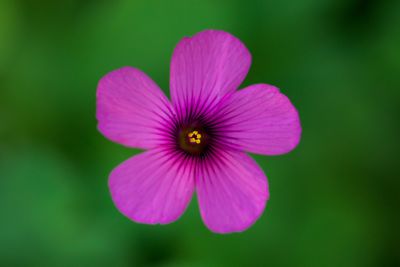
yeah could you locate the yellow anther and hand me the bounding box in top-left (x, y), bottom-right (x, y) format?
top-left (188, 130), bottom-right (202, 144)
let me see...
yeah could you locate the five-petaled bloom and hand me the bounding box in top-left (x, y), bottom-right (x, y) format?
top-left (96, 30), bottom-right (301, 233)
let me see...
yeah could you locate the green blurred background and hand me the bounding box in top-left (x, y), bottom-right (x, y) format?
top-left (1, 0), bottom-right (399, 266)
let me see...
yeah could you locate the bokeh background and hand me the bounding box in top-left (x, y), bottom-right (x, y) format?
top-left (1, 0), bottom-right (399, 266)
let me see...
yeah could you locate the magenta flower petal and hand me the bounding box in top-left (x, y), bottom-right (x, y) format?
top-left (109, 149), bottom-right (195, 224)
top-left (170, 30), bottom-right (251, 120)
top-left (97, 66), bottom-right (175, 149)
top-left (196, 149), bottom-right (269, 233)
top-left (208, 84), bottom-right (301, 155)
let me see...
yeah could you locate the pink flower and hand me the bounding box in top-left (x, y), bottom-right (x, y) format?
top-left (96, 30), bottom-right (301, 233)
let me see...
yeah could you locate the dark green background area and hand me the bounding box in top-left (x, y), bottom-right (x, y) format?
top-left (1, 0), bottom-right (399, 266)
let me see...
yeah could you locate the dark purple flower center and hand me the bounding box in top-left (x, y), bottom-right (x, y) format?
top-left (175, 118), bottom-right (214, 156)
top-left (178, 127), bottom-right (210, 155)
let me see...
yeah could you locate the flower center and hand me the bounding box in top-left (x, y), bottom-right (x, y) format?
top-left (188, 130), bottom-right (202, 144)
top-left (177, 126), bottom-right (210, 156)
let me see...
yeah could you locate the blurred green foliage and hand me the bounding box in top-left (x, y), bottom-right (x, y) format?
top-left (1, 0), bottom-right (399, 266)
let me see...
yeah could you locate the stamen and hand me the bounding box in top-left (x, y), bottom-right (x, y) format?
top-left (188, 130), bottom-right (202, 144)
